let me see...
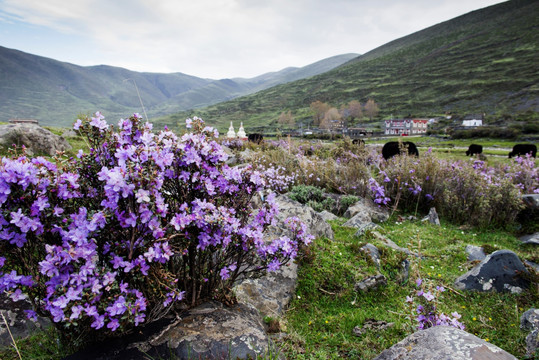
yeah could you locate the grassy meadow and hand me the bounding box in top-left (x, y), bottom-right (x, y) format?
top-left (0, 130), bottom-right (537, 360)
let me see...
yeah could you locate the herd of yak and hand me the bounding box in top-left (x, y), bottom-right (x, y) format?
top-left (247, 133), bottom-right (537, 161)
top-left (379, 141), bottom-right (537, 160)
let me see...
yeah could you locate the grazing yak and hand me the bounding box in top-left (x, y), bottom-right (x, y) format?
top-left (352, 139), bottom-right (365, 146)
top-left (382, 141), bottom-right (419, 160)
top-left (247, 133), bottom-right (264, 144)
top-left (508, 144), bottom-right (537, 158)
top-left (466, 144), bottom-right (483, 156)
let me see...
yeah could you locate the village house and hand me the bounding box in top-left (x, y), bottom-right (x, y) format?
top-left (384, 118), bottom-right (428, 135)
top-left (461, 114), bottom-right (483, 127)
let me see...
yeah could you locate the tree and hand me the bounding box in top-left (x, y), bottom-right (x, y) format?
top-left (310, 101), bottom-right (330, 127)
top-left (348, 100), bottom-right (363, 121)
top-left (321, 107), bottom-right (341, 132)
top-left (364, 99), bottom-right (379, 120)
top-left (278, 110), bottom-right (295, 126)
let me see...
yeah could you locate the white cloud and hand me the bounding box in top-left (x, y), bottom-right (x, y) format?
top-left (0, 0), bottom-right (506, 78)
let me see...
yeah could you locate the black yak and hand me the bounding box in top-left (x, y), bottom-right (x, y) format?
top-left (508, 144), bottom-right (537, 158)
top-left (466, 144), bottom-right (483, 156)
top-left (382, 141), bottom-right (419, 160)
top-left (247, 133), bottom-right (264, 144)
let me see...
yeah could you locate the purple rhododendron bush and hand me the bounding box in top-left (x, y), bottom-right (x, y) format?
top-left (0, 114), bottom-right (312, 343)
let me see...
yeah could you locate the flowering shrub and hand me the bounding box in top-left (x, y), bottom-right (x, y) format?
top-left (406, 278), bottom-right (465, 331)
top-left (0, 113), bottom-right (313, 342)
top-left (374, 150), bottom-right (534, 227)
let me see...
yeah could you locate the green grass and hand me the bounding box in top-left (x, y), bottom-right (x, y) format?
top-left (277, 218), bottom-right (537, 359)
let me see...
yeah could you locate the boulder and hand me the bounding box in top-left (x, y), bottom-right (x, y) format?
top-left (519, 232), bottom-right (539, 246)
top-left (344, 198), bottom-right (389, 223)
top-left (465, 245), bottom-right (486, 262)
top-left (271, 195), bottom-right (334, 240)
top-left (234, 262), bottom-right (297, 318)
top-left (65, 302), bottom-right (269, 360)
top-left (522, 194), bottom-right (539, 210)
top-left (354, 222), bottom-right (379, 237)
top-left (353, 319), bottom-right (394, 336)
top-left (371, 231), bottom-right (420, 257)
top-left (354, 274), bottom-right (387, 292)
top-left (318, 210), bottom-right (338, 222)
top-left (360, 243), bottom-right (381, 270)
top-left (521, 308), bottom-right (539, 357)
top-left (343, 211), bottom-right (371, 228)
top-left (0, 124), bottom-right (72, 156)
top-left (421, 207), bottom-right (440, 226)
top-left (524, 260), bottom-right (539, 273)
top-left (373, 325), bottom-right (518, 360)
top-left (454, 250), bottom-right (530, 294)
top-left (0, 294), bottom-right (51, 347)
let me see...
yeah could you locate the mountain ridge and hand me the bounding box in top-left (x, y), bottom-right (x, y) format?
top-left (158, 0), bottom-right (538, 133)
top-left (0, 46), bottom-right (357, 126)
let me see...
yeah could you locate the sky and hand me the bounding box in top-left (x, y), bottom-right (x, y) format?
top-left (0, 0), bottom-right (507, 79)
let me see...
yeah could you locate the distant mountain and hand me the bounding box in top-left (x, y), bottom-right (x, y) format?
top-left (0, 46), bottom-right (357, 126)
top-left (159, 0), bottom-right (539, 133)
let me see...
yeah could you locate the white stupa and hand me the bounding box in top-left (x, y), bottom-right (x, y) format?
top-left (227, 121), bottom-right (236, 139)
top-left (237, 122), bottom-right (247, 140)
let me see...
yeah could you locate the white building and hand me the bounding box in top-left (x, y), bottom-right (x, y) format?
top-left (461, 114), bottom-right (483, 127)
top-left (384, 119), bottom-right (428, 135)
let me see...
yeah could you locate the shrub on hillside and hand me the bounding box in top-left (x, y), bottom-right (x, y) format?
top-left (373, 150), bottom-right (534, 227)
top-left (0, 114), bottom-right (312, 344)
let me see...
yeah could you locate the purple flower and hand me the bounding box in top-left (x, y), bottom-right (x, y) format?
top-left (107, 318), bottom-right (120, 331)
top-left (91, 314), bottom-right (105, 329)
top-left (220, 267), bottom-right (230, 280)
top-left (24, 309), bottom-right (38, 321)
top-left (267, 259), bottom-right (280, 272)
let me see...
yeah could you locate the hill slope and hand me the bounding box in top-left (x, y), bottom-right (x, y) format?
top-left (0, 46), bottom-right (357, 126)
top-left (158, 0), bottom-right (539, 133)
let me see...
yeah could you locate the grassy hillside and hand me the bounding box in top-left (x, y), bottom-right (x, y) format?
top-left (157, 0), bottom-right (539, 134)
top-left (0, 46), bottom-right (356, 127)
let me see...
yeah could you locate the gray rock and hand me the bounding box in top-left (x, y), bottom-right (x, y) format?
top-left (421, 207), bottom-right (440, 226)
top-left (0, 124), bottom-right (72, 156)
top-left (520, 232), bottom-right (539, 245)
top-left (61, 129), bottom-right (78, 138)
top-left (353, 319), bottom-right (394, 336)
top-left (524, 260), bottom-right (539, 273)
top-left (272, 195), bottom-right (334, 240)
top-left (150, 302), bottom-right (268, 359)
top-left (354, 274), bottom-right (387, 292)
top-left (354, 222), bottom-right (379, 237)
top-left (239, 148), bottom-right (255, 161)
top-left (520, 309), bottom-right (539, 358)
top-left (522, 194), bottom-right (539, 210)
top-left (399, 259), bottom-right (411, 284)
top-left (0, 294), bottom-right (51, 347)
top-left (343, 211), bottom-right (371, 228)
top-left (319, 210), bottom-right (338, 222)
top-left (361, 243), bottom-right (381, 270)
top-left (344, 198), bottom-right (389, 223)
top-left (524, 329), bottom-right (538, 358)
top-left (373, 326), bottom-right (518, 360)
top-left (521, 308), bottom-right (539, 331)
top-left (66, 302), bottom-right (269, 360)
top-left (371, 231), bottom-right (420, 257)
top-left (234, 262), bottom-right (297, 318)
top-left (454, 250), bottom-right (530, 293)
top-left (465, 245), bottom-right (486, 262)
